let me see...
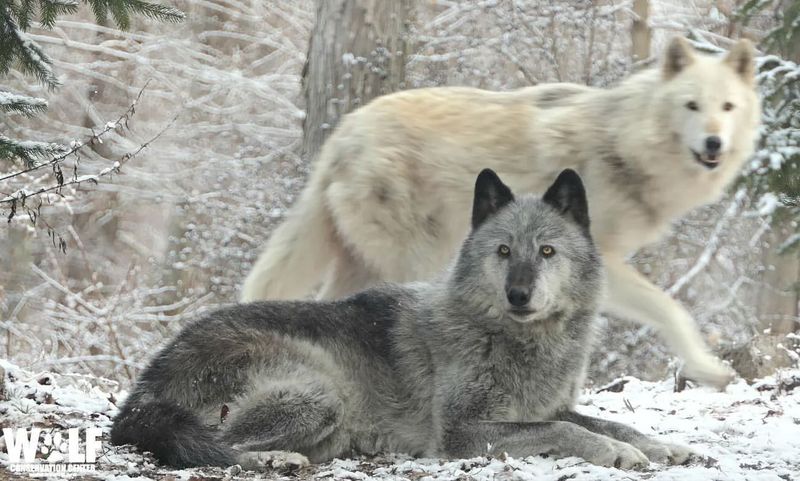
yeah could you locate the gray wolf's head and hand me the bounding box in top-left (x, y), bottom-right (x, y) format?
top-left (451, 168), bottom-right (603, 332)
top-left (659, 36), bottom-right (761, 172)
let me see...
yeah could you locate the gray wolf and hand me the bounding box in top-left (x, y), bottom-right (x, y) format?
top-left (112, 169), bottom-right (692, 470)
top-left (241, 37), bottom-right (761, 389)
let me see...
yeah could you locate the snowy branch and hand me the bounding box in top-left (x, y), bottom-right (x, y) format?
top-left (0, 80), bottom-right (150, 183)
top-left (667, 188), bottom-right (747, 296)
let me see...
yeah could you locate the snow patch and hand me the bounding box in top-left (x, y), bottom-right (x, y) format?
top-left (1, 361), bottom-right (799, 480)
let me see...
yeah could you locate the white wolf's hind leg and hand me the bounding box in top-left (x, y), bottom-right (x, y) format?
top-left (603, 258), bottom-right (735, 389)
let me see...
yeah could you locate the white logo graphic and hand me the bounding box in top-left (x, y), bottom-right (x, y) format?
top-left (3, 427), bottom-right (102, 476)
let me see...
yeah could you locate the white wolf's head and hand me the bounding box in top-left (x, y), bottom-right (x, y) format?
top-left (659, 37), bottom-right (760, 171)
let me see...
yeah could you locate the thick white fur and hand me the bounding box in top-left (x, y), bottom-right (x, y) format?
top-left (241, 38), bottom-right (761, 388)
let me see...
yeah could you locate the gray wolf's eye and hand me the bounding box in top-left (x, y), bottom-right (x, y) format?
top-left (723, 101), bottom-right (735, 111)
top-left (540, 245), bottom-right (555, 257)
top-left (686, 101), bottom-right (699, 111)
top-left (498, 245), bottom-right (510, 257)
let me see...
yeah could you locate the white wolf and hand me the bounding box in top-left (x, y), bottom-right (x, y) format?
top-left (242, 37), bottom-right (761, 388)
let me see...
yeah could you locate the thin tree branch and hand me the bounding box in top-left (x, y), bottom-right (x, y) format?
top-left (0, 80), bottom-right (151, 183)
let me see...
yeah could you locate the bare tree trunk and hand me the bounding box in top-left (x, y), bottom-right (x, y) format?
top-left (631, 0), bottom-right (650, 63)
top-left (301, 0), bottom-right (412, 161)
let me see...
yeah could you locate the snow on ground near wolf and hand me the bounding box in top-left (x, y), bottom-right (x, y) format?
top-left (1, 359), bottom-right (798, 481)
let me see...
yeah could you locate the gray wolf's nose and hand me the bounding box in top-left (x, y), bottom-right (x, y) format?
top-left (507, 287), bottom-right (531, 307)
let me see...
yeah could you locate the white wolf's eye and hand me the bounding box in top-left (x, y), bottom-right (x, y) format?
top-left (685, 101), bottom-right (699, 111)
top-left (498, 245), bottom-right (510, 257)
top-left (540, 245), bottom-right (555, 257)
top-left (723, 102), bottom-right (735, 111)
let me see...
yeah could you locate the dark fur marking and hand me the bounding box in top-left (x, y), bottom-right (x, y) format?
top-left (375, 184), bottom-right (391, 204)
top-left (329, 152), bottom-right (344, 171)
top-left (329, 143), bottom-right (362, 173)
top-left (601, 153), bottom-right (658, 222)
top-left (424, 213), bottom-right (441, 239)
top-left (224, 288), bottom-right (406, 363)
top-left (537, 91), bottom-right (566, 105)
top-left (664, 38), bottom-right (692, 78)
top-left (534, 86), bottom-right (589, 109)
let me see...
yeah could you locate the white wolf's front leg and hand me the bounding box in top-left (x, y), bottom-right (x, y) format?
top-left (602, 258), bottom-right (735, 389)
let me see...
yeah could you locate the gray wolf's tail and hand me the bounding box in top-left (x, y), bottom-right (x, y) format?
top-left (111, 400), bottom-right (235, 468)
top-left (240, 173), bottom-right (336, 301)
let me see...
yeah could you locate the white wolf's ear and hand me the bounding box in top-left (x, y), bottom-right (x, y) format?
top-left (542, 169), bottom-right (590, 232)
top-left (472, 169), bottom-right (514, 229)
top-left (663, 37), bottom-right (695, 79)
top-left (724, 38), bottom-right (756, 84)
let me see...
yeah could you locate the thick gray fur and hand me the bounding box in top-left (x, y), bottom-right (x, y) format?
top-left (111, 169), bottom-right (692, 470)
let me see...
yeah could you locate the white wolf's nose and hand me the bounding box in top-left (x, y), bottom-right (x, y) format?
top-left (705, 136), bottom-right (722, 155)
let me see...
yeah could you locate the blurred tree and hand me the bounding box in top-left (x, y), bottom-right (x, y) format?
top-left (631, 0), bottom-right (651, 63)
top-left (0, 0), bottom-right (183, 164)
top-left (301, 0), bottom-right (412, 160)
top-left (739, 0), bottom-right (799, 62)
top-left (737, 0), bottom-right (799, 333)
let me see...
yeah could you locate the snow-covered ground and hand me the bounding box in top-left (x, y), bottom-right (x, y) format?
top-left (1, 359), bottom-right (799, 481)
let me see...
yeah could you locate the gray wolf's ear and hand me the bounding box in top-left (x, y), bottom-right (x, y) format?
top-left (663, 37), bottom-right (695, 79)
top-left (542, 169), bottom-right (590, 232)
top-left (472, 169), bottom-right (514, 229)
top-left (724, 38), bottom-right (756, 84)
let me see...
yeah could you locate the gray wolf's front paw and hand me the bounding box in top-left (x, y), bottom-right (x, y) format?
top-left (578, 436), bottom-right (649, 469)
top-left (638, 441), bottom-right (694, 465)
top-left (237, 450), bottom-right (310, 472)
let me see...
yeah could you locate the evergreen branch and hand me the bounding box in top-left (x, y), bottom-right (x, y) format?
top-left (733, 0), bottom-right (774, 27)
top-left (39, 0), bottom-right (80, 29)
top-left (0, 80), bottom-right (150, 181)
top-left (0, 90), bottom-right (48, 116)
top-left (0, 135), bottom-right (63, 165)
top-left (125, 0), bottom-right (184, 23)
top-left (108, 1), bottom-right (132, 30)
top-left (84, 0), bottom-right (184, 29)
top-left (16, 0), bottom-right (37, 30)
top-left (18, 35), bottom-right (59, 88)
top-left (1, 0), bottom-right (183, 89)
top-left (87, 0), bottom-right (109, 26)
top-left (0, 13), bottom-right (22, 75)
top-left (0, 15), bottom-right (60, 89)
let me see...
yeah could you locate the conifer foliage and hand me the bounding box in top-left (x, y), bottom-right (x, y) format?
top-left (0, 0), bottom-right (183, 164)
top-left (738, 0), bottom-right (800, 254)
